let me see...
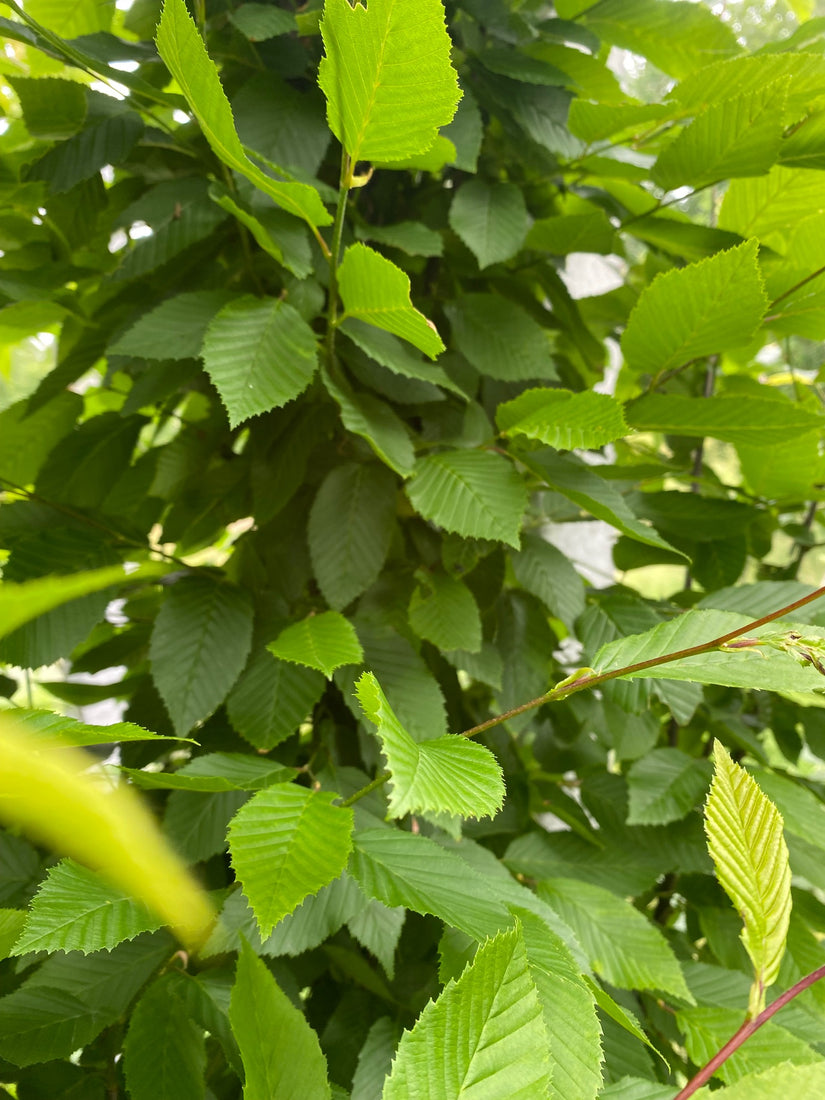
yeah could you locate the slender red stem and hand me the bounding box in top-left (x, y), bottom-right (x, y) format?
top-left (675, 964), bottom-right (825, 1098)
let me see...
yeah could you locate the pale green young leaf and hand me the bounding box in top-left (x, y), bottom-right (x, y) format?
top-left (322, 365), bottom-right (416, 476)
top-left (621, 240), bottom-right (767, 376)
top-left (267, 611), bottom-right (363, 678)
top-left (337, 244), bottom-right (444, 359)
top-left (522, 451), bottom-right (684, 557)
top-left (539, 878), bottom-right (693, 1001)
top-left (626, 394), bottom-right (822, 446)
top-left (406, 449), bottom-right (527, 548)
top-left (230, 941), bottom-right (330, 1100)
top-left (318, 0), bottom-right (460, 164)
top-left (309, 463), bottom-right (397, 610)
top-left (509, 534), bottom-right (586, 629)
top-left (627, 749), bottom-right (712, 827)
top-left (652, 84), bottom-right (787, 191)
top-left (497, 388), bottom-right (627, 450)
top-left (149, 577), bottom-right (253, 734)
top-left (446, 294), bottom-right (557, 381)
top-left (719, 166), bottom-right (825, 247)
top-left (12, 859), bottom-right (162, 956)
top-left (201, 297), bottom-right (318, 427)
top-left (448, 180), bottom-right (529, 269)
top-left (228, 783), bottom-right (354, 937)
top-left (693, 1062), bottom-right (825, 1099)
top-left (382, 925), bottom-right (551, 1100)
top-left (594, 609), bottom-right (825, 696)
top-left (355, 672), bottom-right (504, 820)
top-left (705, 741), bottom-right (792, 1014)
top-left (350, 829), bottom-right (512, 941)
top-left (26, 0), bottom-right (113, 36)
top-left (227, 652), bottom-right (325, 751)
top-left (0, 562), bottom-right (165, 642)
top-left (672, 52), bottom-right (825, 120)
top-left (109, 291), bottom-right (232, 360)
top-left (408, 572), bottom-right (482, 652)
top-left (123, 972), bottom-right (206, 1100)
top-left (229, 3), bottom-right (296, 40)
top-left (156, 0), bottom-right (331, 228)
top-left (567, 100), bottom-right (671, 143)
top-left (9, 709), bottom-right (192, 748)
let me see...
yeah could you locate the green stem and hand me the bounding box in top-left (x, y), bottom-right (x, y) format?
top-left (340, 771), bottom-right (390, 807)
top-left (325, 152), bottom-right (352, 369)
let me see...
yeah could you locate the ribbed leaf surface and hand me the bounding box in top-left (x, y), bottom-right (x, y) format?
top-left (357, 220), bottom-right (444, 257)
top-left (12, 859), bottom-right (161, 956)
top-left (350, 829), bottom-right (511, 941)
top-left (228, 651), bottom-right (325, 750)
top-left (449, 180), bottom-right (528, 268)
top-left (539, 878), bottom-right (693, 1000)
top-left (202, 297), bottom-right (318, 427)
top-left (408, 572), bottom-right (482, 652)
top-left (318, 0), bottom-right (460, 164)
top-left (497, 388), bottom-right (627, 450)
top-left (322, 364), bottom-right (416, 476)
top-left (383, 925), bottom-right (551, 1100)
top-left (406, 450), bottom-right (527, 548)
top-left (356, 673), bottom-right (504, 820)
top-left (621, 240), bottom-right (767, 376)
top-left (156, 0), bottom-right (331, 227)
top-left (446, 294), bottom-right (557, 381)
top-left (228, 783), bottom-right (354, 936)
top-left (123, 752), bottom-right (294, 792)
top-left (0, 392), bottom-right (80, 485)
top-left (627, 394), bottom-right (822, 446)
top-left (705, 742), bottom-right (792, 1013)
top-left (123, 972), bottom-right (206, 1100)
top-left (150, 577), bottom-right (253, 734)
top-left (719, 166), bottom-right (825, 244)
top-left (10, 709), bottom-right (189, 748)
top-left (595, 609), bottom-right (825, 695)
top-left (510, 534), bottom-right (585, 629)
top-left (110, 291), bottom-right (232, 360)
top-left (338, 245), bottom-right (444, 358)
top-left (230, 941), bottom-right (330, 1100)
top-left (267, 611), bottom-right (363, 678)
top-left (341, 319), bottom-right (460, 395)
top-left (27, 0), bottom-right (112, 35)
top-left (309, 463), bottom-right (397, 610)
top-left (28, 112), bottom-right (143, 193)
top-left (696, 1062), bottom-right (825, 1099)
top-left (627, 749), bottom-right (712, 826)
top-left (230, 3), bottom-right (296, 39)
top-left (653, 84), bottom-right (787, 190)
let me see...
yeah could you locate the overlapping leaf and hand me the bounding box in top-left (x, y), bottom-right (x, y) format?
top-left (448, 179), bottom-right (529, 268)
top-left (627, 394), bottom-right (823, 446)
top-left (356, 672), bottom-right (504, 820)
top-left (267, 611), bottom-right (363, 678)
top-left (123, 972), bottom-right (206, 1100)
top-left (497, 388), bottom-right (627, 450)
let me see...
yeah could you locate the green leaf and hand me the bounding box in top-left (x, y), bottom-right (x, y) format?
top-left (0, 393), bottom-right (81, 485)
top-left (382, 925), bottom-right (551, 1100)
top-left (621, 240), bottom-right (767, 376)
top-left (12, 859), bottom-right (161, 956)
top-left (201, 297), bottom-right (318, 427)
top-left (406, 450), bottom-right (527, 548)
top-left (156, 0), bottom-right (331, 228)
top-left (538, 878), bottom-right (693, 1001)
top-left (0, 562), bottom-right (166, 642)
top-left (267, 611), bottom-right (364, 678)
top-left (705, 742), bottom-right (792, 1014)
top-left (352, 1018), bottom-right (399, 1100)
top-left (356, 221), bottom-right (443, 257)
top-left (318, 0), bottom-right (461, 164)
top-left (509, 533), bottom-right (586, 629)
top-left (341, 319), bottom-right (461, 396)
top-left (350, 829), bottom-right (511, 941)
top-left (525, 212), bottom-right (617, 255)
top-left (448, 180), bottom-right (529, 268)
top-left (227, 652), bottom-right (325, 751)
top-left (123, 972), bottom-right (206, 1100)
top-left (337, 244), bottom-right (444, 359)
top-left (652, 84), bottom-right (787, 191)
top-left (0, 935), bottom-right (171, 1067)
top-left (355, 672), bottom-right (504, 820)
top-left (322, 365), bottom-right (416, 476)
top-left (309, 463), bottom-right (397, 610)
top-left (694, 1063), bottom-right (825, 1099)
top-left (228, 783), bottom-right (354, 937)
top-left (8, 709), bottom-right (190, 748)
top-left (8, 77), bottom-right (86, 140)
top-left (123, 753), bottom-right (295, 792)
top-left (446, 294), bottom-right (557, 381)
top-left (150, 577), bottom-right (253, 734)
top-left (229, 3), bottom-right (296, 39)
top-left (627, 394), bottom-right (823, 446)
top-left (26, 0), bottom-right (113, 35)
top-left (29, 112), bottom-right (143, 194)
top-left (719, 166), bottom-right (825, 247)
top-left (209, 184), bottom-right (312, 278)
top-left (497, 388), bottom-right (627, 450)
top-left (594, 610), bottom-right (825, 696)
top-left (626, 749), bottom-right (712, 827)
top-left (522, 451), bottom-right (685, 557)
top-left (230, 940), bottom-right (331, 1100)
top-left (109, 291), bottom-right (232, 360)
top-left (408, 571), bottom-right (482, 652)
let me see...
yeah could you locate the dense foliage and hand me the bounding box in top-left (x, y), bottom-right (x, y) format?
top-left (4, 0), bottom-right (825, 1097)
